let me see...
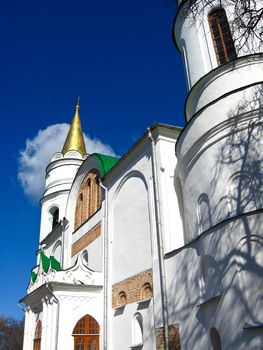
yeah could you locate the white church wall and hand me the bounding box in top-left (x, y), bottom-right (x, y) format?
top-left (177, 83), bottom-right (263, 158)
top-left (155, 133), bottom-right (184, 252)
top-left (104, 140), bottom-right (156, 350)
top-left (112, 302), bottom-right (156, 350)
top-left (165, 212), bottom-right (263, 349)
top-left (56, 288), bottom-right (103, 350)
top-left (111, 170), bottom-right (152, 283)
top-left (185, 56), bottom-right (263, 120)
top-left (71, 236), bottom-right (102, 272)
top-left (40, 192), bottom-right (68, 242)
top-left (176, 85), bottom-right (263, 241)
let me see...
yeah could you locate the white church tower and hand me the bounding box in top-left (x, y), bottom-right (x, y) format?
top-left (39, 99), bottom-right (86, 260)
top-left (165, 0), bottom-right (263, 348)
top-left (174, 0), bottom-right (263, 237)
top-left (20, 102), bottom-right (104, 350)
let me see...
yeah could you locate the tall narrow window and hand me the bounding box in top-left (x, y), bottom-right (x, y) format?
top-left (74, 171), bottom-right (102, 230)
top-left (52, 208), bottom-right (59, 229)
top-left (33, 320), bottom-right (42, 350)
top-left (210, 327), bottom-right (222, 350)
top-left (132, 314), bottom-right (143, 347)
top-left (208, 8), bottom-right (236, 65)
top-left (49, 206), bottom-right (59, 230)
top-left (87, 178), bottom-right (92, 218)
top-left (72, 315), bottom-right (100, 350)
top-left (197, 193), bottom-right (212, 234)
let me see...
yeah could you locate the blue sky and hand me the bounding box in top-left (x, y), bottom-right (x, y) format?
top-left (0, 0), bottom-right (187, 318)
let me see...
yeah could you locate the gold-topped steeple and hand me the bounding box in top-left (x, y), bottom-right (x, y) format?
top-left (62, 98), bottom-right (87, 157)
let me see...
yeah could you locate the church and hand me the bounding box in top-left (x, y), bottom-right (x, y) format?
top-left (20, 0), bottom-right (263, 349)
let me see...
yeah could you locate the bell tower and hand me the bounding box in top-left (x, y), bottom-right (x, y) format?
top-left (173, 0), bottom-right (263, 239)
top-left (39, 99), bottom-right (87, 244)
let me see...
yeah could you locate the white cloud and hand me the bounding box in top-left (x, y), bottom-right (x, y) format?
top-left (18, 123), bottom-right (116, 202)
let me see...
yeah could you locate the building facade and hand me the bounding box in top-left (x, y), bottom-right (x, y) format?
top-left (20, 1), bottom-right (263, 349)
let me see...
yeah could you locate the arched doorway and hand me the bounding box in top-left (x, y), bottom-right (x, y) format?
top-left (33, 320), bottom-right (42, 350)
top-left (72, 315), bottom-right (100, 350)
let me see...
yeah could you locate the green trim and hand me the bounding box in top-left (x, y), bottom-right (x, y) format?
top-left (50, 256), bottom-right (61, 271)
top-left (92, 153), bottom-right (119, 176)
top-left (31, 271), bottom-right (37, 283)
top-left (40, 252), bottom-right (50, 273)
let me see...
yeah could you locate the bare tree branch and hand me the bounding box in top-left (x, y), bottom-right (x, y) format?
top-left (177, 0), bottom-right (263, 53)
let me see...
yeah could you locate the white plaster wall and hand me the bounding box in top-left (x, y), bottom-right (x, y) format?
top-left (185, 56), bottom-right (263, 119)
top-left (177, 83), bottom-right (263, 158)
top-left (178, 120), bottom-right (263, 240)
top-left (176, 87), bottom-right (263, 240)
top-left (164, 213), bottom-right (263, 349)
top-left (56, 289), bottom-right (103, 350)
top-left (71, 236), bottom-right (102, 272)
top-left (39, 192), bottom-right (68, 242)
top-left (39, 156), bottom-right (83, 243)
top-left (111, 301), bottom-right (155, 350)
top-left (43, 236), bottom-right (62, 259)
top-left (111, 172), bottom-right (152, 283)
top-left (155, 135), bottom-right (184, 252)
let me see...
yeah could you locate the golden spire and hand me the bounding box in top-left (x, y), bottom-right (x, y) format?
top-left (62, 97), bottom-right (87, 157)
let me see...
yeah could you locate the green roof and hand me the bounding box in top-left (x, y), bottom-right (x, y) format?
top-left (92, 153), bottom-right (119, 176)
top-left (31, 271), bottom-right (37, 283)
top-left (40, 252), bottom-right (50, 273)
top-left (50, 256), bottom-right (61, 271)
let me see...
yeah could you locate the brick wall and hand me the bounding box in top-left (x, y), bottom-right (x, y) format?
top-left (155, 325), bottom-right (181, 350)
top-left (71, 222), bottom-right (101, 256)
top-left (156, 327), bottom-right (165, 350)
top-left (112, 269), bottom-right (153, 308)
top-left (168, 324), bottom-right (180, 350)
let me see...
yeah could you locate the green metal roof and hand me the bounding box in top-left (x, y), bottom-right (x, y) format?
top-left (50, 256), bottom-right (61, 271)
top-left (92, 153), bottom-right (119, 176)
top-left (31, 271), bottom-right (37, 283)
top-left (40, 252), bottom-right (50, 273)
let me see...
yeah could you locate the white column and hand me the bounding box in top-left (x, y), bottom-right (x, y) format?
top-left (28, 309), bottom-right (35, 350)
top-left (41, 297), bottom-right (48, 350)
top-left (22, 307), bottom-right (30, 350)
top-left (45, 297), bottom-right (54, 350)
top-left (49, 297), bottom-right (59, 350)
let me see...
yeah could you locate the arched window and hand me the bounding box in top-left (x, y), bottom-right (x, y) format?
top-left (210, 327), bottom-right (222, 350)
top-left (141, 283), bottom-right (153, 300)
top-left (86, 178), bottom-right (91, 218)
top-left (117, 291), bottom-right (127, 307)
top-left (72, 315), bottom-right (100, 350)
top-left (208, 8), bottom-right (236, 65)
top-left (82, 250), bottom-right (89, 265)
top-left (197, 193), bottom-right (212, 234)
top-left (132, 314), bottom-right (143, 347)
top-left (237, 236), bottom-right (263, 323)
top-left (52, 240), bottom-right (62, 264)
top-left (49, 206), bottom-right (59, 230)
top-left (75, 338), bottom-right (85, 350)
top-left (75, 171), bottom-right (102, 230)
top-left (33, 320), bottom-right (42, 350)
